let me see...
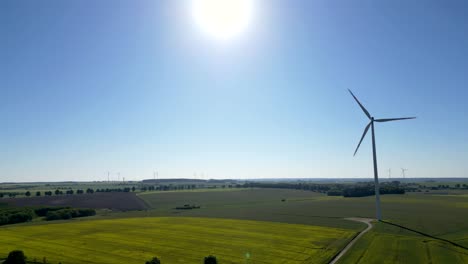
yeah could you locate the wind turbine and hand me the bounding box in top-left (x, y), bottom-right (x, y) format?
top-left (349, 89), bottom-right (415, 221)
top-left (401, 168), bottom-right (408, 179)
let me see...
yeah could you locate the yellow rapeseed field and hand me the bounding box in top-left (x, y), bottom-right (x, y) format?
top-left (0, 217), bottom-right (354, 264)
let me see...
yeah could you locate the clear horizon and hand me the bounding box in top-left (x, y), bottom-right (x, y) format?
top-left (2, 1), bottom-right (468, 182)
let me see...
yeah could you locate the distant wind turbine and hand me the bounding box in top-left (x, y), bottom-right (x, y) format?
top-left (401, 168), bottom-right (408, 179)
top-left (349, 89), bottom-right (415, 221)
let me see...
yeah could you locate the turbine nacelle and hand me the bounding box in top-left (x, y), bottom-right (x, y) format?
top-left (348, 89), bottom-right (416, 156)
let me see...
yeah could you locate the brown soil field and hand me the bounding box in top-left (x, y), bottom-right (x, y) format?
top-left (6, 192), bottom-right (148, 211)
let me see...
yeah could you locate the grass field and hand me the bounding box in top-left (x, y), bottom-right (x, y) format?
top-left (0, 217), bottom-right (354, 264)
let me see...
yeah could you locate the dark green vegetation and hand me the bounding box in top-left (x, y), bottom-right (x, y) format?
top-left (246, 181), bottom-right (406, 197)
top-left (340, 183), bottom-right (405, 197)
top-left (44, 208), bottom-right (96, 221)
top-left (0, 206), bottom-right (96, 226)
top-left (0, 208), bottom-right (34, 226)
top-left (145, 256), bottom-right (161, 264)
top-left (4, 250), bottom-right (26, 264)
top-left (175, 204), bottom-right (201, 210)
top-left (204, 255), bottom-right (217, 264)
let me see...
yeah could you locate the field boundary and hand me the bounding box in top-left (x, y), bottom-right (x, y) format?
top-left (380, 220), bottom-right (468, 251)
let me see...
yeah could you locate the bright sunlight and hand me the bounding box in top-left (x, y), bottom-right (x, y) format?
top-left (192, 0), bottom-right (253, 40)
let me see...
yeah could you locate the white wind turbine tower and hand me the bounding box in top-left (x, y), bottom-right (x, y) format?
top-left (349, 90), bottom-right (415, 221)
top-left (401, 168), bottom-right (408, 180)
top-left (153, 171), bottom-right (158, 181)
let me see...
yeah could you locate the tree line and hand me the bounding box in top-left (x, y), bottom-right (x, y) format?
top-left (0, 206), bottom-right (96, 226)
top-left (2, 250), bottom-right (218, 264)
top-left (240, 181), bottom-right (405, 198)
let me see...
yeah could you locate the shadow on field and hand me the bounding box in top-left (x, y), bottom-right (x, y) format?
top-left (273, 213), bottom-right (372, 220)
top-left (380, 220), bottom-right (468, 251)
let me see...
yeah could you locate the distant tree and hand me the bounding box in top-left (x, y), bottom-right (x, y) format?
top-left (36, 191), bottom-right (41, 196)
top-left (145, 256), bottom-right (161, 264)
top-left (4, 250), bottom-right (26, 264)
top-left (86, 188), bottom-right (94, 194)
top-left (0, 193), bottom-right (4, 198)
top-left (25, 191), bottom-right (31, 197)
top-left (132, 186), bottom-right (136, 192)
top-left (55, 189), bottom-right (60, 195)
top-left (204, 255), bottom-right (217, 264)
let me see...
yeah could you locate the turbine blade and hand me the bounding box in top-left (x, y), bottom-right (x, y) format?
top-left (348, 89), bottom-right (371, 119)
top-left (375, 117), bottom-right (416, 122)
top-left (354, 122), bottom-right (372, 156)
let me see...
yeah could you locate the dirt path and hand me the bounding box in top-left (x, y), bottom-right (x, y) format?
top-left (329, 218), bottom-right (374, 264)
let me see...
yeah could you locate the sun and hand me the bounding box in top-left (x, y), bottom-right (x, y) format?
top-left (192, 0), bottom-right (253, 40)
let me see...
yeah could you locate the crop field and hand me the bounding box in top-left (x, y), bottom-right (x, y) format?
top-left (132, 188), bottom-right (468, 263)
top-left (0, 217), bottom-right (354, 264)
top-left (337, 222), bottom-right (468, 264)
top-left (135, 188), bottom-right (364, 230)
top-left (134, 188), bottom-right (468, 244)
top-left (7, 192), bottom-right (148, 211)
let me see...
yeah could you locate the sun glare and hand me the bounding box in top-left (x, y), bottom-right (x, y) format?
top-left (192, 0), bottom-right (253, 40)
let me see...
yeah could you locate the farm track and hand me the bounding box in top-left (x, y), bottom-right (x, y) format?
top-left (328, 218), bottom-right (373, 264)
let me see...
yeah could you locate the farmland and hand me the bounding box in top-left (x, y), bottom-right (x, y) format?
top-left (7, 192), bottom-right (148, 211)
top-left (1, 182), bottom-right (467, 263)
top-left (133, 188), bottom-right (468, 263)
top-left (134, 188), bottom-right (468, 243)
top-left (337, 222), bottom-right (468, 264)
top-left (0, 217), bottom-right (354, 264)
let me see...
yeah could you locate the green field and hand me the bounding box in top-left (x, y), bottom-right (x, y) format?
top-left (337, 222), bottom-right (468, 264)
top-left (133, 188), bottom-right (468, 263)
top-left (134, 189), bottom-right (468, 245)
top-left (0, 217), bottom-right (354, 264)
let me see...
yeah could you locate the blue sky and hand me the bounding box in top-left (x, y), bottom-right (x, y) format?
top-left (1, 0), bottom-right (468, 182)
